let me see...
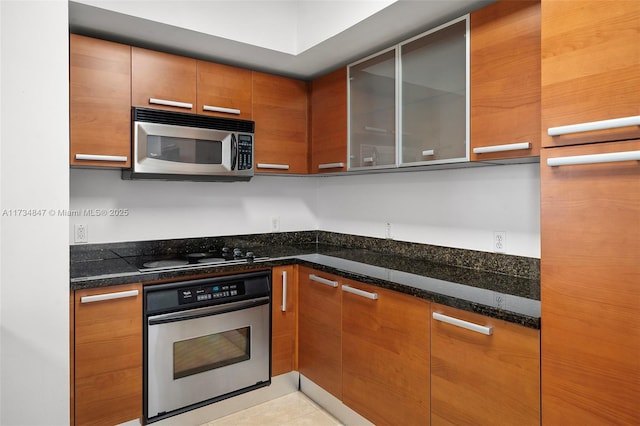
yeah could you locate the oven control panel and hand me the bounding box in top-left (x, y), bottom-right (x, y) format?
top-left (178, 282), bottom-right (246, 305)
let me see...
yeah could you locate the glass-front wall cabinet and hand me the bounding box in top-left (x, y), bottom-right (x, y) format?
top-left (348, 16), bottom-right (469, 170)
top-left (348, 49), bottom-right (397, 169)
top-left (401, 18), bottom-right (468, 166)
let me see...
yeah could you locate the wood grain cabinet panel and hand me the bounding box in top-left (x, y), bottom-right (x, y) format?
top-left (73, 283), bottom-right (142, 426)
top-left (470, 0), bottom-right (541, 161)
top-left (342, 280), bottom-right (430, 426)
top-left (197, 61), bottom-right (253, 120)
top-left (431, 304), bottom-right (540, 426)
top-left (253, 72), bottom-right (309, 174)
top-left (541, 0), bottom-right (640, 146)
top-left (310, 68), bottom-right (348, 173)
top-left (541, 140), bottom-right (640, 424)
top-left (132, 47), bottom-right (197, 113)
top-left (271, 265), bottom-right (298, 376)
top-left (69, 34), bottom-right (131, 168)
top-left (297, 267), bottom-right (342, 399)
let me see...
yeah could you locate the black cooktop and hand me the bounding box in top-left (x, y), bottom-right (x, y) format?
top-left (133, 247), bottom-right (268, 272)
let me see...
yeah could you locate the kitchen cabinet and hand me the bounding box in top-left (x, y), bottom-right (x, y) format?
top-left (271, 265), bottom-right (298, 376)
top-left (132, 46), bottom-right (197, 113)
top-left (310, 67), bottom-right (348, 173)
top-left (541, 0), bottom-right (640, 147)
top-left (470, 0), bottom-right (540, 161)
top-left (297, 267), bottom-right (342, 399)
top-left (430, 303), bottom-right (540, 425)
top-left (73, 283), bottom-right (142, 426)
top-left (197, 60), bottom-right (253, 120)
top-left (253, 72), bottom-right (309, 174)
top-left (70, 34), bottom-right (131, 168)
top-left (348, 16), bottom-right (469, 170)
top-left (400, 17), bottom-right (468, 166)
top-left (349, 49), bottom-right (397, 169)
top-left (342, 279), bottom-right (430, 426)
top-left (540, 140), bottom-right (640, 424)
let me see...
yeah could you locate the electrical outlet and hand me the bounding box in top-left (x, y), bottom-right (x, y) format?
top-left (74, 224), bottom-right (88, 243)
top-left (494, 292), bottom-right (507, 310)
top-left (493, 231), bottom-right (506, 253)
top-left (385, 222), bottom-right (392, 239)
top-left (270, 216), bottom-right (280, 233)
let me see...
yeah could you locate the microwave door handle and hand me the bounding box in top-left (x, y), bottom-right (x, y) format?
top-left (231, 133), bottom-right (238, 171)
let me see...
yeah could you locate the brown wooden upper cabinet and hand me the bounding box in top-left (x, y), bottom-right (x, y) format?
top-left (70, 34), bottom-right (132, 168)
top-left (470, 0), bottom-right (541, 161)
top-left (253, 72), bottom-right (309, 174)
top-left (131, 47), bottom-right (197, 113)
top-left (197, 61), bottom-right (253, 120)
top-left (541, 0), bottom-right (640, 147)
top-left (310, 68), bottom-right (348, 173)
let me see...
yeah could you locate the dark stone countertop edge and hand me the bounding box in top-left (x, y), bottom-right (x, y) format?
top-left (70, 255), bottom-right (540, 330)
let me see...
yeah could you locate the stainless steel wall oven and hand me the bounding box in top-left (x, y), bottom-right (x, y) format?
top-left (143, 271), bottom-right (271, 423)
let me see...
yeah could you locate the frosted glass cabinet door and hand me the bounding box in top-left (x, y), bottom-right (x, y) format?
top-left (348, 49), bottom-right (397, 169)
top-left (400, 18), bottom-right (468, 165)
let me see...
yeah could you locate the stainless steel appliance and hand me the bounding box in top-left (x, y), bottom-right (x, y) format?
top-left (143, 271), bottom-right (271, 423)
top-left (123, 107), bottom-right (255, 181)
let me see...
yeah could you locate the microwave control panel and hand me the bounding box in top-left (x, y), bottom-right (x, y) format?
top-left (237, 135), bottom-right (253, 170)
top-left (178, 282), bottom-right (246, 305)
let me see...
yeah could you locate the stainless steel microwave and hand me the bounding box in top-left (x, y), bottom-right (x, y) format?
top-left (122, 107), bottom-right (255, 182)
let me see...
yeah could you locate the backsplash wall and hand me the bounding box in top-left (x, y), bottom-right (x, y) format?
top-left (70, 162), bottom-right (540, 258)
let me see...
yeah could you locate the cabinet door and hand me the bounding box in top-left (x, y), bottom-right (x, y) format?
top-left (431, 304), bottom-right (540, 426)
top-left (297, 267), bottom-right (342, 399)
top-left (349, 49), bottom-right (397, 169)
top-left (271, 265), bottom-right (297, 376)
top-left (70, 34), bottom-right (131, 168)
top-left (400, 18), bottom-right (468, 166)
top-left (74, 283), bottom-right (142, 426)
top-left (197, 61), bottom-right (253, 120)
top-left (541, 0), bottom-right (640, 147)
top-left (470, 0), bottom-right (540, 161)
top-left (541, 140), bottom-right (640, 424)
top-left (311, 68), bottom-right (348, 173)
top-left (342, 280), bottom-right (430, 426)
top-left (253, 72), bottom-right (309, 174)
top-left (132, 47), bottom-right (196, 113)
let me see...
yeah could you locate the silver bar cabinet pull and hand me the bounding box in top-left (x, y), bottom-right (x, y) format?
top-left (257, 163), bottom-right (290, 170)
top-left (547, 150), bottom-right (640, 167)
top-left (75, 154), bottom-right (128, 162)
top-left (473, 142), bottom-right (531, 154)
top-left (203, 105), bottom-right (241, 115)
top-left (547, 115), bottom-right (640, 136)
top-left (318, 162), bottom-right (345, 170)
top-left (342, 284), bottom-right (378, 300)
top-left (308, 274), bottom-right (339, 288)
top-left (433, 312), bottom-right (493, 335)
top-left (81, 289), bottom-right (139, 304)
top-left (281, 270), bottom-right (288, 312)
top-left (149, 98), bottom-right (193, 109)
top-left (422, 150), bottom-right (435, 156)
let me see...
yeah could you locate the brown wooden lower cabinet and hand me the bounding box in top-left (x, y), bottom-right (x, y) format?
top-left (297, 266), bottom-right (343, 399)
top-left (271, 265), bottom-right (298, 376)
top-left (342, 279), bottom-right (430, 426)
top-left (73, 283), bottom-right (142, 426)
top-left (430, 304), bottom-right (540, 425)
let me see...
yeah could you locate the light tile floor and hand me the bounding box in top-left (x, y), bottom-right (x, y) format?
top-left (200, 392), bottom-right (343, 426)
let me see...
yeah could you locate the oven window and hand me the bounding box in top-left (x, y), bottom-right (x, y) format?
top-left (147, 135), bottom-right (223, 164)
top-left (173, 327), bottom-right (250, 380)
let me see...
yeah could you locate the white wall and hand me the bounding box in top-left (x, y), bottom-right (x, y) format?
top-left (70, 163), bottom-right (540, 258)
top-left (69, 170), bottom-right (318, 243)
top-left (316, 164), bottom-right (540, 258)
top-left (0, 1), bottom-right (70, 425)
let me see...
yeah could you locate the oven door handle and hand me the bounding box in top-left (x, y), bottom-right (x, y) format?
top-left (148, 296), bottom-right (270, 325)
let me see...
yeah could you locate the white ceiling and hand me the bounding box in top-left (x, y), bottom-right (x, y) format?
top-left (69, 0), bottom-right (492, 80)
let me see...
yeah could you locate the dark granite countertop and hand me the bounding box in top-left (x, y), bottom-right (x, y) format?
top-left (70, 232), bottom-right (541, 329)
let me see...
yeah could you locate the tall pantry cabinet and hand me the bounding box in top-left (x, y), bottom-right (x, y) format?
top-left (540, 1), bottom-right (640, 424)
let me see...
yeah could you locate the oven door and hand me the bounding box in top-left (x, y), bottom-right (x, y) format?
top-left (146, 298), bottom-right (271, 421)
